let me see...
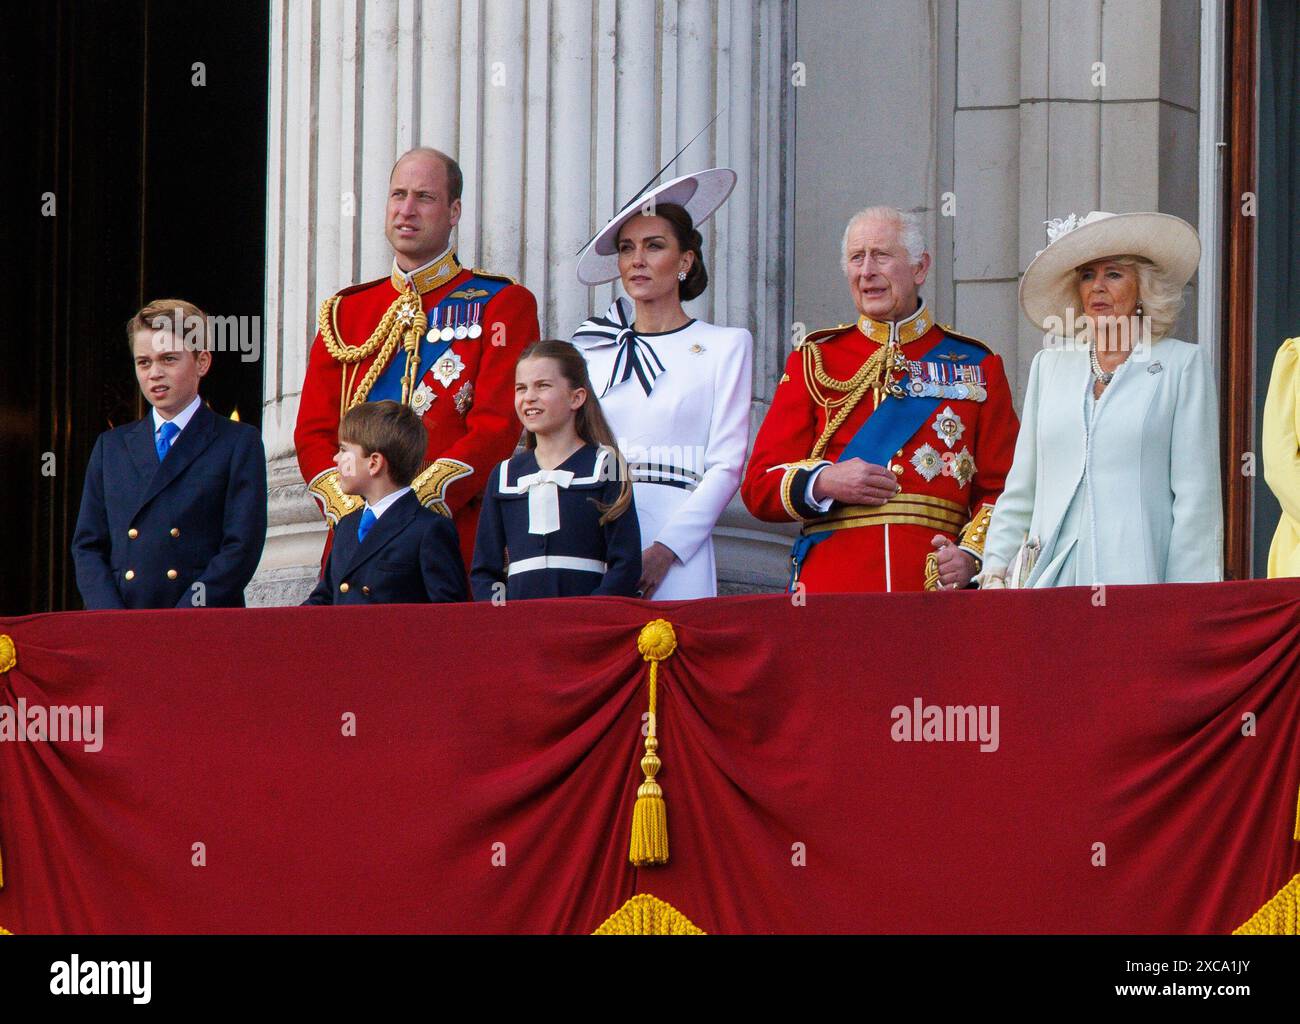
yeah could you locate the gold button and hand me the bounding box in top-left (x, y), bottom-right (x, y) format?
top-left (167, 569), bottom-right (178, 580)
top-left (170, 528), bottom-right (180, 538)
top-left (362, 586), bottom-right (371, 595)
top-left (127, 528), bottom-right (139, 539)
top-left (124, 570), bottom-right (135, 581)
top-left (891, 465), bottom-right (904, 475)
top-left (896, 449), bottom-right (904, 457)
top-left (340, 582), bottom-right (350, 593)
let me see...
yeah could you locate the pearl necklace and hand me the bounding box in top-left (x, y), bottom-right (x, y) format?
top-left (1089, 343), bottom-right (1115, 386)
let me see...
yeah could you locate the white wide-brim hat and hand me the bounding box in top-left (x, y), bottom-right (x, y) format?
top-left (575, 167), bottom-right (738, 286)
top-left (1019, 211), bottom-right (1201, 331)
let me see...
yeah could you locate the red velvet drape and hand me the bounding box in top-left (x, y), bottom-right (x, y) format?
top-left (1, 581), bottom-right (1297, 933)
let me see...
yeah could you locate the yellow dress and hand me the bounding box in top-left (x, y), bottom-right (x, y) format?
top-left (1263, 337), bottom-right (1300, 578)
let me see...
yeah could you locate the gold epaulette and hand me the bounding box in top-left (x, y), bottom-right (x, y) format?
top-left (470, 268), bottom-right (519, 286)
top-left (795, 323), bottom-right (853, 350)
top-left (334, 275), bottom-right (391, 299)
top-left (935, 323), bottom-right (994, 354)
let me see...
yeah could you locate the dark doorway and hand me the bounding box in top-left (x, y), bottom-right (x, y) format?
top-left (0, 0), bottom-right (269, 614)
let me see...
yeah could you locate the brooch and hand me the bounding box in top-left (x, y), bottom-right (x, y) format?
top-left (454, 380), bottom-right (474, 415)
top-left (1147, 362), bottom-right (1163, 375)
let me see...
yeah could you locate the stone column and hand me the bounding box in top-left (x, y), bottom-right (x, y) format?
top-left (1010, 0), bottom-right (1201, 390)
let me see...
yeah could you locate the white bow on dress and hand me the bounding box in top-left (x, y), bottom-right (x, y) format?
top-left (515, 469), bottom-right (576, 535)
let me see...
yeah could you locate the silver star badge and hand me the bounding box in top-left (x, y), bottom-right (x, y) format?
top-left (432, 350), bottom-right (466, 388)
top-left (911, 443), bottom-right (943, 482)
top-left (931, 406), bottom-right (966, 450)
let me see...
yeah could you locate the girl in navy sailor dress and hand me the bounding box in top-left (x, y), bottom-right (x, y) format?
top-left (470, 340), bottom-right (642, 601)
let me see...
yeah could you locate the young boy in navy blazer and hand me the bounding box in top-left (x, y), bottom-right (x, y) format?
top-left (304, 400), bottom-right (466, 605)
top-left (72, 299), bottom-right (267, 609)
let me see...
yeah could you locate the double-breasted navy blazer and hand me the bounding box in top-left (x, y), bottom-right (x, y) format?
top-left (304, 489), bottom-right (467, 605)
top-left (71, 402), bottom-right (268, 609)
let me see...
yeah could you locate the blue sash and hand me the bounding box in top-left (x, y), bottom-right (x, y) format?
top-left (789, 334), bottom-right (988, 588)
top-left (368, 275), bottom-right (510, 404)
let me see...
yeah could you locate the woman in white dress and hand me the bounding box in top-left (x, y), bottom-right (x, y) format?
top-left (572, 168), bottom-right (753, 599)
top-left (980, 211), bottom-right (1223, 588)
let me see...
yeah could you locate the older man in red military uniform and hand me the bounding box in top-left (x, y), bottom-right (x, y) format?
top-left (742, 206), bottom-right (1019, 592)
top-left (295, 148), bottom-right (540, 568)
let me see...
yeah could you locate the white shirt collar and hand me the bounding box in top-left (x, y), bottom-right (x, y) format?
top-left (152, 394), bottom-right (202, 435)
top-left (365, 486), bottom-right (412, 521)
top-left (391, 246), bottom-right (453, 288)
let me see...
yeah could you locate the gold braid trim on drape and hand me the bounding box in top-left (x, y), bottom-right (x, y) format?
top-left (1233, 873), bottom-right (1300, 934)
top-left (593, 894), bottom-right (705, 935)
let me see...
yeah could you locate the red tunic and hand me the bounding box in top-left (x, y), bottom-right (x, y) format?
top-left (741, 305), bottom-right (1019, 593)
top-left (294, 253), bottom-right (540, 568)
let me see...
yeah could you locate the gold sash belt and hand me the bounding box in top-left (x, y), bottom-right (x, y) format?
top-left (802, 493), bottom-right (967, 537)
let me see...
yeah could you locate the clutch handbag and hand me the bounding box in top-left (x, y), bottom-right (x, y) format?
top-left (1004, 534), bottom-right (1041, 589)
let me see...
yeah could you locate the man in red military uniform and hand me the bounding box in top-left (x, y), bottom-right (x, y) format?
top-left (295, 148), bottom-right (540, 568)
top-left (742, 206), bottom-right (1019, 592)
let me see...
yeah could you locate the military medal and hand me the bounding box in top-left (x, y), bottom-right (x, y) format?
top-left (432, 350), bottom-right (466, 387)
top-left (439, 306), bottom-right (456, 343)
top-left (410, 381), bottom-right (436, 418)
top-left (467, 302), bottom-right (483, 339)
top-left (952, 447), bottom-right (977, 488)
top-left (910, 443), bottom-right (943, 482)
top-left (454, 307), bottom-right (469, 340)
top-left (931, 406), bottom-right (966, 449)
top-left (454, 380), bottom-right (474, 415)
top-left (906, 358), bottom-right (988, 402)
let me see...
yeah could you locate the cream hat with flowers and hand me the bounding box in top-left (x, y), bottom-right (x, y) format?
top-left (1019, 211), bottom-right (1201, 331)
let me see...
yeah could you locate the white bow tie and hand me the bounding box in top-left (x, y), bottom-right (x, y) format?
top-left (516, 469), bottom-right (575, 535)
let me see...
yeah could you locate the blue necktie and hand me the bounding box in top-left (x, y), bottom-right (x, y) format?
top-left (356, 507), bottom-right (377, 544)
top-left (156, 421), bottom-right (180, 462)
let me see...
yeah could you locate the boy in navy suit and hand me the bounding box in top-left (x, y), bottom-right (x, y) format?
top-left (304, 400), bottom-right (466, 605)
top-left (72, 299), bottom-right (267, 609)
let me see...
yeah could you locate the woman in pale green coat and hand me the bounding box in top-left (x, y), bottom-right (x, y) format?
top-left (980, 212), bottom-right (1223, 588)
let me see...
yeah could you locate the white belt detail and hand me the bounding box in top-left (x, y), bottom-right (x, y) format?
top-left (515, 469), bottom-right (575, 535)
top-left (507, 556), bottom-right (608, 577)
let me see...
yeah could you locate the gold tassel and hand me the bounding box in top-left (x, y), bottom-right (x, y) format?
top-left (1294, 782), bottom-right (1300, 842)
top-left (629, 620), bottom-right (677, 867)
